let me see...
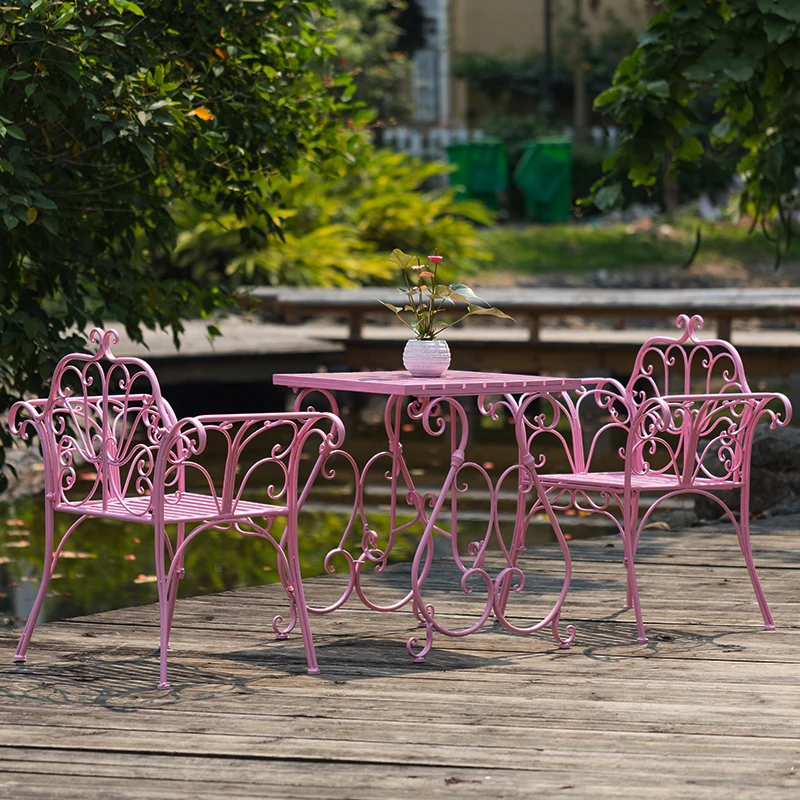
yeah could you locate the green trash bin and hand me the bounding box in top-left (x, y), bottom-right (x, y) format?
top-left (446, 139), bottom-right (508, 210)
top-left (513, 137), bottom-right (572, 222)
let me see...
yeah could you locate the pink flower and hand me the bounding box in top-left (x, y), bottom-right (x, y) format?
top-left (418, 270), bottom-right (434, 278)
top-left (428, 255), bottom-right (443, 263)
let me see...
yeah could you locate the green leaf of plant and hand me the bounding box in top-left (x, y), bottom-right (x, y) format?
top-left (466, 304), bottom-right (515, 321)
top-left (388, 248), bottom-right (417, 269)
top-left (31, 192), bottom-right (57, 210)
top-left (41, 214), bottom-right (59, 235)
top-left (3, 213), bottom-right (19, 231)
top-left (594, 183), bottom-right (622, 210)
top-left (779, 43), bottom-right (800, 69)
top-left (100, 32), bottom-right (127, 47)
top-left (723, 60), bottom-right (755, 82)
top-left (674, 136), bottom-right (704, 162)
top-left (711, 119), bottom-right (731, 140)
top-left (137, 140), bottom-right (154, 161)
top-left (118, 0), bottom-right (145, 16)
top-left (764, 18), bottom-right (796, 44)
top-left (448, 283), bottom-right (492, 307)
top-left (668, 110), bottom-right (690, 132)
top-left (615, 55), bottom-right (637, 79)
top-left (730, 99), bottom-right (754, 125)
top-left (645, 79), bottom-right (670, 98)
top-left (628, 162), bottom-right (657, 186)
top-left (593, 87), bottom-right (622, 109)
top-left (758, 0), bottom-right (800, 23)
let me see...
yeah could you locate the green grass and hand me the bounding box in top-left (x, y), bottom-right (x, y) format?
top-left (475, 218), bottom-right (800, 275)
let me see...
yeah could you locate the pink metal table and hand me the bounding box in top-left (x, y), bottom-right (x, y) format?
top-left (273, 369), bottom-right (583, 661)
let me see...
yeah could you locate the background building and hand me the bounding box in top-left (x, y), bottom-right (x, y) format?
top-left (408, 0), bottom-right (649, 126)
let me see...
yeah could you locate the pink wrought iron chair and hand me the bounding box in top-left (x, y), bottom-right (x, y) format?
top-left (515, 314), bottom-right (792, 642)
top-left (8, 329), bottom-right (347, 688)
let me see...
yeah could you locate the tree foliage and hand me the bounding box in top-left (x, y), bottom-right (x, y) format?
top-left (0, 0), bottom-right (350, 490)
top-left (590, 0), bottom-right (800, 260)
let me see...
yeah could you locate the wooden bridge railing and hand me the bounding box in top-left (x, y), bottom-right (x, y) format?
top-left (240, 286), bottom-right (800, 344)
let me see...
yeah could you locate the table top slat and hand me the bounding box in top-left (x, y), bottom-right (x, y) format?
top-left (273, 370), bottom-right (583, 396)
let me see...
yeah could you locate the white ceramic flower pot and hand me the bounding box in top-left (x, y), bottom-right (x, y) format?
top-left (402, 339), bottom-right (451, 377)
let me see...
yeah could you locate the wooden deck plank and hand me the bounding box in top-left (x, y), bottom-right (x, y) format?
top-left (3, 751), bottom-right (791, 800)
top-left (1, 518), bottom-right (800, 797)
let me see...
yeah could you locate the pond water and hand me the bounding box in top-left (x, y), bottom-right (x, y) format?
top-left (0, 403), bottom-right (622, 629)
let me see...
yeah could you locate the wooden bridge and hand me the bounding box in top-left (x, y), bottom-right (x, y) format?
top-left (110, 287), bottom-right (800, 394)
top-left (242, 285), bottom-right (800, 343)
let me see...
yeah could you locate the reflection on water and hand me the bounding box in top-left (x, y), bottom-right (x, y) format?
top-left (0, 500), bottom-right (422, 629)
top-left (0, 406), bottom-right (622, 628)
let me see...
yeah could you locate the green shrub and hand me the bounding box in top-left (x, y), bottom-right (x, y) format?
top-left (169, 132), bottom-right (495, 287)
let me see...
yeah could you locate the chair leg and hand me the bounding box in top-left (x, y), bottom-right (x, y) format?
top-left (14, 505), bottom-right (56, 663)
top-left (155, 522), bottom-right (172, 690)
top-left (622, 494), bottom-right (647, 643)
top-left (737, 490), bottom-right (775, 630)
top-left (164, 522), bottom-right (185, 651)
top-left (285, 517), bottom-right (320, 675)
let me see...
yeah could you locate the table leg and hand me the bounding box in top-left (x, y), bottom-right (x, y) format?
top-left (405, 395), bottom-right (497, 661)
top-left (480, 393), bottom-right (576, 648)
top-left (353, 393), bottom-right (430, 612)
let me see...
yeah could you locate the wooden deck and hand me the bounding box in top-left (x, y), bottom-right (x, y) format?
top-left (1, 517), bottom-right (799, 798)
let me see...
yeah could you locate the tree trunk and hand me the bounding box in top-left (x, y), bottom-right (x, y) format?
top-left (573, 0), bottom-right (587, 146)
top-left (663, 152), bottom-right (680, 213)
top-left (648, 3), bottom-right (678, 212)
top-left (541, 0), bottom-right (554, 117)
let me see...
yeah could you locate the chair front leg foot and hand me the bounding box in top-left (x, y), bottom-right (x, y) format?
top-left (407, 618), bottom-right (434, 663)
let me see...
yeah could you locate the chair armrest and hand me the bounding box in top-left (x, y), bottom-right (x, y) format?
top-left (8, 399), bottom-right (48, 439)
top-left (151, 411), bottom-right (345, 515)
top-left (8, 400), bottom-right (52, 473)
top-left (621, 391), bottom-right (792, 484)
top-left (656, 391), bottom-right (792, 427)
top-left (189, 411), bottom-right (346, 454)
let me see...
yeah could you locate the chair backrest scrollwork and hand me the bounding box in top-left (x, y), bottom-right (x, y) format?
top-left (626, 314), bottom-right (750, 404)
top-left (38, 329), bottom-right (176, 512)
top-left (624, 315), bottom-right (756, 483)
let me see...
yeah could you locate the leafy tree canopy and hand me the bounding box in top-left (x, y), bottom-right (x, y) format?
top-left (0, 0), bottom-right (352, 489)
top-left (590, 0), bottom-right (800, 260)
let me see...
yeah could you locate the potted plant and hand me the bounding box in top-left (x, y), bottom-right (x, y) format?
top-left (380, 249), bottom-right (515, 377)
